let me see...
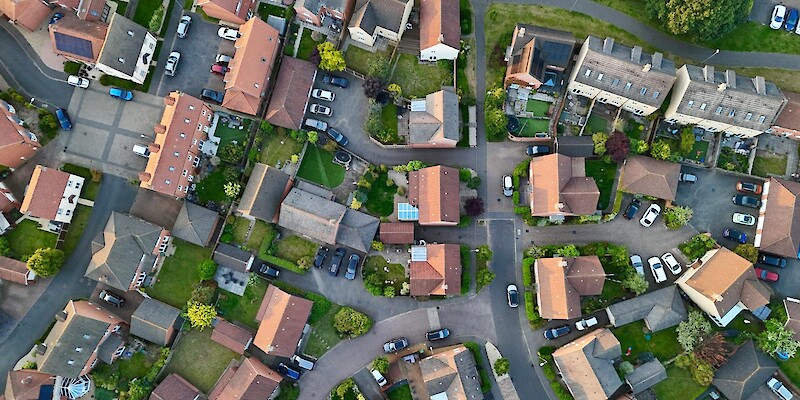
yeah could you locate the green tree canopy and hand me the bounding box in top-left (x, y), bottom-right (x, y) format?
top-left (184, 301), bottom-right (217, 330)
top-left (26, 248), bottom-right (64, 278)
top-left (198, 259), bottom-right (217, 280)
top-left (676, 310), bottom-right (712, 351)
top-left (734, 244), bottom-right (759, 263)
top-left (372, 356), bottom-right (389, 373)
top-left (317, 42), bottom-right (346, 71)
top-left (645, 0), bottom-right (750, 41)
top-left (333, 307), bottom-right (373, 338)
top-left (650, 140), bottom-right (672, 160)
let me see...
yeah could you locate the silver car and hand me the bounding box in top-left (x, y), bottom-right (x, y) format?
top-left (304, 118), bottom-right (328, 131)
top-left (630, 254), bottom-right (644, 276)
top-left (310, 103), bottom-right (332, 116)
top-left (164, 52), bottom-right (180, 76)
top-left (767, 377), bottom-right (793, 400)
top-left (176, 15), bottom-right (191, 38)
top-left (311, 88), bottom-right (335, 102)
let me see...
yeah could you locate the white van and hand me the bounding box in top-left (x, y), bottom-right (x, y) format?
top-left (291, 355), bottom-right (315, 370)
top-left (371, 370), bottom-right (387, 387)
top-left (132, 144), bottom-right (150, 158)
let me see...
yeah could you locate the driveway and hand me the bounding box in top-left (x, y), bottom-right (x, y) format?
top-left (485, 142), bottom-right (528, 212)
top-left (306, 72), bottom-right (369, 147)
top-left (751, 0), bottom-right (800, 26)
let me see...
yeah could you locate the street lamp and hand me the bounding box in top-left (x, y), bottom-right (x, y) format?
top-left (701, 49), bottom-right (720, 64)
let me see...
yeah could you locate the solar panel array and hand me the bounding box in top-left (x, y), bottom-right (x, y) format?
top-left (540, 41), bottom-right (572, 67)
top-left (397, 203), bottom-right (419, 221)
top-left (54, 32), bottom-right (94, 59)
top-left (411, 245), bottom-right (427, 261)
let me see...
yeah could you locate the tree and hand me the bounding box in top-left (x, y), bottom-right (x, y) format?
top-left (224, 182), bottom-right (241, 199)
top-left (631, 138), bottom-right (649, 154)
top-left (185, 301), bottom-right (216, 330)
top-left (290, 154), bottom-right (299, 164)
top-left (371, 241), bottom-right (385, 251)
top-left (350, 198), bottom-right (362, 210)
top-left (307, 131), bottom-right (318, 144)
top-left (335, 378), bottom-right (356, 399)
top-left (372, 357), bottom-right (389, 373)
top-left (556, 244), bottom-right (580, 257)
top-left (485, 108), bottom-right (508, 141)
top-left (650, 140), bottom-right (672, 160)
top-left (606, 131), bottom-right (630, 163)
top-left (459, 168), bottom-right (473, 182)
top-left (197, 260), bottom-right (217, 280)
top-left (493, 357), bottom-right (510, 376)
top-left (148, 5), bottom-right (164, 32)
top-left (645, 0), bottom-right (750, 41)
top-left (663, 205), bottom-right (693, 228)
top-left (676, 353), bottom-right (715, 386)
top-left (362, 78), bottom-right (385, 98)
top-left (467, 176), bottom-right (482, 189)
top-left (387, 83), bottom-right (402, 97)
top-left (757, 317), bottom-right (800, 358)
top-left (618, 361), bottom-right (634, 376)
top-left (464, 197), bottom-right (485, 216)
top-left (220, 143), bottom-right (244, 162)
top-left (734, 244), bottom-right (759, 264)
top-left (485, 87), bottom-right (505, 109)
top-left (694, 332), bottom-right (733, 368)
top-left (476, 245), bottom-right (493, 261)
top-left (309, 47), bottom-right (321, 66)
top-left (122, 379), bottom-right (151, 400)
top-left (621, 272), bottom-right (649, 295)
top-left (317, 42), bottom-right (345, 71)
top-left (0, 236), bottom-right (11, 257)
top-left (476, 268), bottom-right (496, 288)
top-left (333, 307), bottom-right (372, 337)
top-left (26, 248), bottom-right (64, 278)
top-left (680, 128), bottom-right (696, 155)
top-left (592, 132), bottom-right (609, 155)
top-left (676, 310), bottom-right (712, 351)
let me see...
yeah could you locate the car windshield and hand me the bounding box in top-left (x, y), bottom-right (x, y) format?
top-left (509, 291), bottom-right (518, 302)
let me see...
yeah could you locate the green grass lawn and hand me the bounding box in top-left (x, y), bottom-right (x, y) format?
top-left (683, 140), bottom-right (710, 163)
top-left (517, 118), bottom-right (550, 136)
top-left (61, 163), bottom-right (101, 201)
top-left (585, 160), bottom-right (617, 210)
top-left (612, 321), bottom-right (682, 362)
top-left (296, 29), bottom-right (323, 61)
top-left (275, 236), bottom-right (317, 263)
top-left (652, 365), bottom-right (708, 400)
top-left (380, 104), bottom-right (400, 143)
top-left (752, 151), bottom-right (788, 178)
top-left (363, 256), bottom-right (407, 294)
top-left (600, 281), bottom-right (626, 300)
top-left (388, 384), bottom-right (413, 400)
top-left (148, 239), bottom-right (212, 308)
top-left (780, 357), bottom-right (800, 387)
top-left (391, 54), bottom-right (454, 98)
top-left (257, 2), bottom-right (294, 20)
top-left (344, 46), bottom-right (392, 76)
top-left (624, 120), bottom-right (644, 140)
top-left (248, 220), bottom-right (274, 251)
top-left (525, 100), bottom-right (551, 117)
top-left (296, 145), bottom-right (345, 188)
top-left (62, 205), bottom-right (92, 257)
top-left (217, 278), bottom-right (268, 330)
top-left (587, 115), bottom-right (608, 134)
top-left (364, 171), bottom-right (397, 217)
top-left (260, 130), bottom-right (302, 166)
top-left (195, 169), bottom-right (228, 204)
top-left (3, 220), bottom-right (57, 260)
top-left (132, 0), bottom-right (162, 27)
top-left (230, 216), bottom-right (251, 246)
top-left (117, 351), bottom-right (155, 381)
top-left (304, 303), bottom-right (342, 358)
top-left (214, 119), bottom-right (251, 150)
top-left (162, 328), bottom-right (239, 393)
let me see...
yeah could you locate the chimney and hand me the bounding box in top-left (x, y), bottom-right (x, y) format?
top-left (717, 83), bottom-right (727, 92)
top-left (703, 65), bottom-right (715, 83)
top-left (630, 46), bottom-right (642, 63)
top-left (518, 27), bottom-right (525, 38)
top-left (753, 76), bottom-right (766, 95)
top-left (651, 52), bottom-right (663, 70)
top-left (725, 70), bottom-right (737, 89)
top-left (603, 37), bottom-right (614, 53)
top-left (642, 63), bottom-right (651, 72)
top-left (55, 311), bottom-right (67, 322)
top-left (710, 293), bottom-right (724, 302)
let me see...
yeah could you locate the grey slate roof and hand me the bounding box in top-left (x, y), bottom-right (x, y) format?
top-left (213, 243), bottom-right (254, 273)
top-left (574, 36), bottom-right (676, 108)
top-left (302, 0), bottom-right (348, 15)
top-left (237, 163), bottom-right (292, 223)
top-left (713, 341), bottom-right (778, 400)
top-left (350, 0), bottom-right (408, 35)
top-left (626, 359), bottom-right (667, 394)
top-left (338, 209), bottom-right (380, 253)
top-left (605, 286), bottom-right (687, 332)
top-left (97, 333), bottom-right (125, 364)
top-left (97, 14), bottom-right (153, 77)
top-left (675, 65), bottom-right (787, 132)
top-left (172, 202), bottom-right (220, 247)
top-left (130, 298), bottom-right (181, 346)
top-left (508, 24), bottom-right (575, 78)
top-left (409, 87), bottom-right (460, 145)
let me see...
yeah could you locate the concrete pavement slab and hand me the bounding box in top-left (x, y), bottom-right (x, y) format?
top-left (66, 126), bottom-right (111, 158)
top-left (118, 102), bottom-right (162, 133)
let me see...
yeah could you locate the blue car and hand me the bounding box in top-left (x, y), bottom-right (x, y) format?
top-left (109, 87), bottom-right (133, 101)
top-left (544, 325), bottom-right (570, 340)
top-left (723, 228), bottom-right (747, 244)
top-left (55, 108), bottom-right (72, 131)
top-left (277, 363), bottom-right (301, 380)
top-left (786, 9), bottom-right (799, 32)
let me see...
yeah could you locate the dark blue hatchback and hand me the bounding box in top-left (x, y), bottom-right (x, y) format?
top-left (55, 108), bottom-right (72, 131)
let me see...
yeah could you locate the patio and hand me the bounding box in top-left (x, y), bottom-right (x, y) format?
top-left (214, 266), bottom-right (249, 296)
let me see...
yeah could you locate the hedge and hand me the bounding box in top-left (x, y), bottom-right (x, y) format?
top-left (522, 257), bottom-right (534, 286)
top-left (525, 291), bottom-right (544, 328)
top-left (261, 255), bottom-right (307, 274)
top-left (539, 348), bottom-right (574, 400)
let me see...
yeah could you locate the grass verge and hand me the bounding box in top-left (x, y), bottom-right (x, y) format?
top-left (296, 145), bottom-right (345, 188)
top-left (62, 205), bottom-right (92, 256)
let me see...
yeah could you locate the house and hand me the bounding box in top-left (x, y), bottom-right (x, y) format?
top-left (294, 0), bottom-right (353, 35)
top-left (0, 99), bottom-right (40, 169)
top-left (4, 369), bottom-right (56, 400)
top-left (347, 0), bottom-right (412, 49)
top-left (209, 357), bottom-right (282, 400)
top-left (130, 298), bottom-right (181, 346)
top-left (20, 165), bottom-right (84, 224)
top-left (664, 65), bottom-right (787, 138)
top-left (278, 187), bottom-right (379, 252)
top-left (504, 25), bottom-right (575, 91)
top-left (223, 18), bottom-right (280, 116)
top-left (754, 177), bottom-right (800, 258)
top-left (419, 0), bottom-right (459, 61)
top-left (552, 328), bottom-right (623, 400)
top-left (265, 57), bottom-right (317, 129)
top-left (410, 244), bottom-right (461, 297)
top-left (605, 286), bottom-right (687, 332)
top-left (237, 163), bottom-right (293, 223)
top-left (48, 14), bottom-right (108, 64)
top-left (0, 256), bottom-right (36, 285)
top-left (619, 155), bottom-right (681, 201)
top-left (408, 166), bottom-right (460, 226)
top-left (149, 373), bottom-right (202, 400)
top-left (676, 247), bottom-right (770, 327)
top-left (534, 256), bottom-right (604, 320)
top-left (418, 345), bottom-right (484, 400)
top-left (253, 285), bottom-right (313, 358)
top-left (625, 359), bottom-right (667, 394)
top-left (0, 181), bottom-right (20, 214)
top-left (529, 154), bottom-right (599, 218)
top-left (767, 91), bottom-right (800, 140)
top-left (140, 92), bottom-right (213, 199)
top-left (95, 14), bottom-right (157, 84)
top-left (213, 243), bottom-right (255, 273)
top-left (785, 298), bottom-right (800, 341)
top-left (84, 212), bottom-right (171, 292)
top-left (408, 87), bottom-right (460, 148)
top-left (0, 0), bottom-right (51, 30)
top-left (171, 201), bottom-right (222, 247)
top-left (567, 36), bottom-right (676, 116)
top-left (38, 300), bottom-right (127, 378)
top-left (211, 318), bottom-right (254, 354)
top-left (379, 222), bottom-right (414, 244)
top-left (712, 341), bottom-right (778, 400)
top-left (196, 0), bottom-right (255, 25)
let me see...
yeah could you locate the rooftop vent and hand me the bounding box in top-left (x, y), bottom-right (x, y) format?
top-left (118, 58), bottom-right (125, 64)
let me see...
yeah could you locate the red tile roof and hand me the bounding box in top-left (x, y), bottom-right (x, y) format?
top-left (0, 256), bottom-right (32, 285)
top-left (410, 244), bottom-right (461, 296)
top-left (380, 222), bottom-right (414, 244)
top-left (211, 319), bottom-right (254, 354)
top-left (265, 57), bottom-right (316, 129)
top-left (408, 166), bottom-right (460, 225)
top-left (0, 100), bottom-right (40, 169)
top-left (149, 373), bottom-right (202, 400)
top-left (419, 0), bottom-right (459, 51)
top-left (20, 165), bottom-right (70, 220)
top-left (223, 18), bottom-right (280, 116)
top-left (208, 358), bottom-right (282, 400)
top-left (254, 285), bottom-right (313, 357)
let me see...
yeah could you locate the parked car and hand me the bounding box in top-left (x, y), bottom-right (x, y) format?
top-left (639, 203), bottom-right (661, 227)
top-left (526, 145), bottom-right (551, 156)
top-left (210, 64), bottom-right (229, 75)
top-left (426, 328), bottom-right (450, 341)
top-left (767, 377), bottom-right (794, 400)
top-left (55, 108), bottom-right (72, 131)
top-left (215, 53), bottom-right (232, 65)
top-left (322, 74), bottom-right (349, 88)
top-left (176, 15), bottom-right (191, 38)
top-left (326, 127), bottom-right (349, 146)
top-left (345, 254), bottom-right (359, 280)
top-left (661, 252), bottom-right (682, 275)
top-left (623, 199), bottom-right (641, 220)
top-left (164, 51), bottom-right (180, 76)
top-left (575, 316), bottom-right (598, 331)
top-left (67, 75), bottom-right (89, 88)
top-left (759, 253), bottom-right (788, 268)
top-left (786, 9), bottom-right (799, 31)
top-left (736, 181), bottom-right (763, 194)
top-left (372, 370), bottom-right (388, 387)
top-left (311, 88), bottom-right (335, 101)
top-left (277, 363), bottom-right (301, 380)
top-left (217, 27), bottom-right (240, 40)
top-left (754, 267), bottom-right (780, 283)
top-left (679, 173), bottom-right (697, 183)
top-left (502, 175), bottom-right (513, 197)
top-left (732, 194), bottom-right (761, 209)
top-left (109, 87), bottom-right (133, 101)
top-left (383, 338), bottom-right (409, 353)
top-left (305, 118), bottom-right (328, 131)
top-left (732, 212), bottom-right (756, 226)
top-left (132, 144), bottom-right (150, 157)
top-left (258, 263), bottom-right (280, 279)
top-left (648, 256), bottom-right (667, 283)
top-left (543, 325), bottom-right (570, 340)
top-left (200, 88), bottom-right (224, 103)
top-left (310, 103), bottom-right (332, 116)
top-left (723, 228), bottom-right (747, 244)
top-left (772, 4), bottom-right (788, 29)
top-left (314, 246), bottom-right (328, 268)
top-left (49, 12), bottom-right (63, 24)
top-left (507, 284), bottom-right (519, 308)
top-left (99, 290), bottom-right (124, 307)
top-left (329, 248), bottom-right (346, 276)
top-left (630, 254), bottom-right (644, 276)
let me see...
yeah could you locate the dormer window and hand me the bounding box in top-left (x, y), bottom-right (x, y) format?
top-left (611, 78), bottom-right (620, 87)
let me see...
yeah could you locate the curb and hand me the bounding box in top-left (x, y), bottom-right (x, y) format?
top-left (485, 341), bottom-right (521, 400)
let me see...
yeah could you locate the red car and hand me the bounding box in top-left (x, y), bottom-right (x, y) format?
top-left (754, 267), bottom-right (779, 282)
top-left (736, 181), bottom-right (763, 195)
top-left (210, 64), bottom-right (229, 75)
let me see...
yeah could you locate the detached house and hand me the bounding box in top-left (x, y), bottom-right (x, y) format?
top-left (208, 357), bottom-right (282, 400)
top-left (605, 286), bottom-right (687, 333)
top-left (534, 256), bottom-right (604, 320)
top-left (0, 99), bottom-right (40, 169)
top-left (347, 0), bottom-right (412, 50)
top-left (0, 0), bottom-right (51, 30)
top-left (504, 24), bottom-right (575, 91)
top-left (567, 36), bottom-right (676, 116)
top-left (223, 18), bottom-right (280, 116)
top-left (529, 154), bottom-right (599, 218)
top-left (408, 166), bottom-right (460, 226)
top-left (754, 177), bottom-right (800, 258)
top-left (253, 285), bottom-right (312, 358)
top-left (96, 14), bottom-right (157, 85)
top-left (410, 244), bottom-right (461, 297)
top-left (408, 87), bottom-right (460, 148)
top-left (419, 0), bottom-right (459, 61)
top-left (49, 15), bottom-right (108, 63)
top-left (265, 57), bottom-right (317, 130)
top-left (664, 65), bottom-right (787, 138)
top-left (294, 0), bottom-right (354, 35)
top-left (418, 345), bottom-right (483, 400)
top-left (20, 165), bottom-right (84, 225)
top-left (4, 369), bottom-right (57, 400)
top-left (552, 328), bottom-right (622, 400)
top-left (197, 0), bottom-right (255, 25)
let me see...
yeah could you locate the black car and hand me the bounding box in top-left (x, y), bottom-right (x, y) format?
top-left (313, 246), bottom-right (328, 268)
top-left (723, 228), bottom-right (747, 244)
top-left (200, 88), bottom-right (224, 103)
top-left (543, 325), bottom-right (570, 340)
top-left (99, 290), bottom-right (124, 307)
top-left (426, 328), bottom-right (450, 341)
top-left (623, 198), bottom-right (641, 220)
top-left (759, 253), bottom-right (788, 268)
top-left (526, 145), bottom-right (551, 156)
top-left (732, 194), bottom-right (761, 209)
top-left (258, 263), bottom-right (280, 279)
top-left (322, 74), bottom-right (349, 88)
top-left (329, 248), bottom-right (346, 276)
top-left (277, 363), bottom-right (301, 380)
top-left (345, 254), bottom-right (360, 280)
top-left (327, 127), bottom-right (349, 146)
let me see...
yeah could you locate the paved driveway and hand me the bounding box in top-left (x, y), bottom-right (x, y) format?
top-left (485, 142), bottom-right (528, 212)
top-left (750, 0), bottom-right (800, 26)
top-left (306, 72), bottom-right (369, 146)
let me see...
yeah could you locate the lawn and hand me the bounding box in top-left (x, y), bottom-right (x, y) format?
top-left (195, 169), bottom-right (228, 204)
top-left (683, 140), bottom-right (710, 163)
top-left (230, 216), bottom-right (251, 246)
top-left (380, 104), bottom-right (400, 143)
top-left (780, 357), bottom-right (800, 387)
top-left (296, 145), bottom-right (345, 188)
top-left (363, 256), bottom-right (407, 294)
top-left (624, 120), bottom-right (644, 140)
top-left (387, 384), bottom-right (413, 400)
top-left (344, 46), bottom-right (392, 76)
top-left (248, 220), bottom-right (274, 251)
top-left (585, 160), bottom-right (617, 210)
top-left (117, 351), bottom-right (155, 381)
top-left (364, 171), bottom-right (397, 217)
top-left (525, 100), bottom-right (551, 117)
top-left (612, 321), bottom-right (683, 362)
top-left (257, 2), bottom-right (294, 20)
top-left (586, 115), bottom-right (608, 134)
top-left (600, 281), bottom-right (626, 300)
top-left (275, 236), bottom-right (318, 263)
top-left (751, 151), bottom-right (787, 178)
top-left (62, 205), bottom-right (92, 256)
top-left (652, 365), bottom-right (708, 400)
top-left (259, 130), bottom-right (302, 166)
top-left (214, 119), bottom-right (251, 150)
top-left (162, 328), bottom-right (239, 393)
top-left (217, 278), bottom-right (268, 330)
top-left (61, 163), bottom-right (101, 201)
top-left (716, 146), bottom-right (749, 173)
top-left (3, 220), bottom-right (57, 260)
top-left (132, 0), bottom-right (162, 27)
top-left (304, 302), bottom-right (342, 358)
top-left (148, 239), bottom-right (212, 308)
top-left (296, 29), bottom-right (323, 61)
top-left (391, 54), bottom-right (454, 98)
top-left (517, 118), bottom-right (550, 136)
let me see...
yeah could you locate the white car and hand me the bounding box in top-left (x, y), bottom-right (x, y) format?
top-left (502, 175), bottom-right (513, 197)
top-left (176, 15), bottom-right (191, 38)
top-left (661, 252), bottom-right (682, 275)
top-left (771, 5), bottom-right (787, 29)
top-left (648, 256), bottom-right (667, 283)
top-left (164, 52), bottom-right (180, 76)
top-left (732, 212), bottom-right (756, 226)
top-left (575, 316), bottom-right (598, 331)
top-left (639, 204), bottom-right (661, 227)
top-left (217, 27), bottom-right (240, 41)
top-left (767, 377), bottom-right (793, 400)
top-left (67, 75), bottom-right (89, 88)
top-left (215, 53), bottom-right (232, 64)
top-left (311, 88), bottom-right (335, 102)
top-left (630, 254), bottom-right (644, 277)
top-left (310, 103), bottom-right (332, 116)
top-left (507, 284), bottom-right (519, 308)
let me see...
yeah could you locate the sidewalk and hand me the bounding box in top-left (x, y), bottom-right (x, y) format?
top-left (485, 341), bottom-right (521, 400)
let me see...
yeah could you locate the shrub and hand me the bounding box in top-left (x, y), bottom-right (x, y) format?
top-left (475, 268), bottom-right (495, 289)
top-left (493, 358), bottom-right (510, 376)
top-left (459, 168), bottom-right (472, 182)
top-left (592, 132), bottom-right (608, 154)
top-left (464, 197), bottom-right (485, 216)
top-left (26, 248), bottom-right (64, 277)
top-left (606, 131), bottom-right (630, 163)
top-left (524, 291), bottom-right (544, 327)
top-left (618, 361), bottom-right (634, 376)
top-left (556, 244), bottom-right (580, 257)
top-left (383, 286), bottom-right (395, 297)
top-left (184, 301), bottom-right (216, 330)
top-left (677, 310), bottom-right (712, 352)
top-left (63, 61), bottom-right (81, 75)
top-left (458, 216), bottom-right (472, 227)
top-left (512, 191), bottom-right (520, 205)
top-left (522, 257), bottom-right (534, 286)
top-left (197, 259), bottom-right (217, 280)
top-left (621, 272), bottom-right (648, 295)
top-left (148, 5), bottom-right (164, 32)
top-left (190, 282), bottom-right (217, 304)
top-left (467, 176), bottom-right (481, 189)
top-left (678, 234), bottom-right (717, 260)
top-left (333, 307), bottom-right (372, 338)
top-left (297, 256), bottom-right (313, 270)
top-left (663, 205), bottom-right (693, 228)
top-left (650, 140), bottom-right (671, 160)
top-left (734, 243), bottom-right (758, 263)
top-left (372, 357), bottom-right (389, 374)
